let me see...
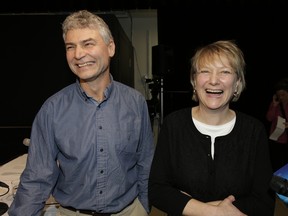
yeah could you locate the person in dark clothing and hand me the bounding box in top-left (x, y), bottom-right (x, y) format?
top-left (149, 40), bottom-right (275, 216)
top-left (266, 78), bottom-right (288, 172)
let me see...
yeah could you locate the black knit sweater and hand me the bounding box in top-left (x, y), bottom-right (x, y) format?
top-left (148, 107), bottom-right (275, 216)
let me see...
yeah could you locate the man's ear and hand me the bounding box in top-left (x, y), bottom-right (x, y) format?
top-left (108, 40), bottom-right (115, 57)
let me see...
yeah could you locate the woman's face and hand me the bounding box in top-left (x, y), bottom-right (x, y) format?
top-left (276, 90), bottom-right (288, 104)
top-left (194, 55), bottom-right (239, 111)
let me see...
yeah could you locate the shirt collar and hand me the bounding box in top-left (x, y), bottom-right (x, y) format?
top-left (75, 75), bottom-right (114, 103)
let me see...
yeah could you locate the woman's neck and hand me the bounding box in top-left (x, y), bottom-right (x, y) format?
top-left (192, 106), bottom-right (235, 126)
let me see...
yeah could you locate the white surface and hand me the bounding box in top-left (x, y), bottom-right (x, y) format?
top-left (0, 154), bottom-right (27, 216)
top-left (269, 116), bottom-right (286, 141)
top-left (0, 154), bottom-right (57, 216)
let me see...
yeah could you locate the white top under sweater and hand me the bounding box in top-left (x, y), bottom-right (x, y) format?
top-left (193, 117), bottom-right (236, 159)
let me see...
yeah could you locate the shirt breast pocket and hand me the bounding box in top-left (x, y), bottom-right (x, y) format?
top-left (116, 121), bottom-right (141, 153)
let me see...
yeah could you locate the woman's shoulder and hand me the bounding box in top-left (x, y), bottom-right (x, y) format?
top-left (164, 107), bottom-right (192, 121)
top-left (235, 110), bottom-right (265, 128)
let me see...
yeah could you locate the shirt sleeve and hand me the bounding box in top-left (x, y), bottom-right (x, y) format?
top-left (232, 122), bottom-right (275, 216)
top-left (137, 99), bottom-right (155, 213)
top-left (148, 115), bottom-right (192, 215)
top-left (8, 104), bottom-right (59, 216)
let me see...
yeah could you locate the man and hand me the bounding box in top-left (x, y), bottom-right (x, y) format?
top-left (9, 10), bottom-right (154, 216)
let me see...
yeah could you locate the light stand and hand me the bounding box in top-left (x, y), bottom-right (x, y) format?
top-left (146, 75), bottom-right (163, 135)
top-left (160, 77), bottom-right (164, 126)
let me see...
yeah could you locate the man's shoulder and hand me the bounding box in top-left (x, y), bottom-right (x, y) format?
top-left (114, 81), bottom-right (144, 98)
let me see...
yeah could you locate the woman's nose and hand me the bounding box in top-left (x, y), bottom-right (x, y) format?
top-left (209, 72), bottom-right (220, 84)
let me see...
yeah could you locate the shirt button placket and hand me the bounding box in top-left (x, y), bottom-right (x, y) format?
top-left (96, 122), bottom-right (107, 209)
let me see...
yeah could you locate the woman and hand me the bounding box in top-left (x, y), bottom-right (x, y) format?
top-left (266, 78), bottom-right (288, 172)
top-left (148, 40), bottom-right (275, 216)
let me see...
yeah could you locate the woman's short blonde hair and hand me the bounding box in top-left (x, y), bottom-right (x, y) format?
top-left (190, 40), bottom-right (246, 102)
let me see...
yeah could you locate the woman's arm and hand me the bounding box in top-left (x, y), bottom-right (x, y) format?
top-left (183, 196), bottom-right (247, 216)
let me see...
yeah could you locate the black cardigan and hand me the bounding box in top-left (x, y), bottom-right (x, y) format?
top-left (148, 107), bottom-right (275, 216)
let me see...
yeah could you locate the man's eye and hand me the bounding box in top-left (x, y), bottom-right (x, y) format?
top-left (65, 46), bottom-right (74, 51)
top-left (85, 42), bottom-right (94, 47)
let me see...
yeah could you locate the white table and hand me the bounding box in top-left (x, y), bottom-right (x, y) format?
top-left (0, 154), bottom-right (58, 216)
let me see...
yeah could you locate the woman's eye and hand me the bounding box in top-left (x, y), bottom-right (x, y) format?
top-left (221, 70), bottom-right (232, 74)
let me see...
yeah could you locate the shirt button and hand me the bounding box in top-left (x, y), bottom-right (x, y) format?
top-left (100, 148), bottom-right (103, 152)
top-left (99, 126), bottom-right (102, 129)
top-left (99, 191), bottom-right (103, 194)
top-left (100, 170), bottom-right (104, 174)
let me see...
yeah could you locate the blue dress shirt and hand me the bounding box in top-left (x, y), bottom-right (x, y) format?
top-left (9, 77), bottom-right (155, 216)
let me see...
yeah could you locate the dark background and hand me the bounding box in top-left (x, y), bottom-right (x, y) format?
top-left (0, 0), bottom-right (287, 163)
top-left (0, 12), bottom-right (133, 164)
top-left (157, 4), bottom-right (288, 122)
top-left (154, 1), bottom-right (288, 128)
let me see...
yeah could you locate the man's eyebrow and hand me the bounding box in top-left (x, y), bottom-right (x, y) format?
top-left (82, 38), bottom-right (95, 43)
top-left (65, 38), bottom-right (95, 46)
